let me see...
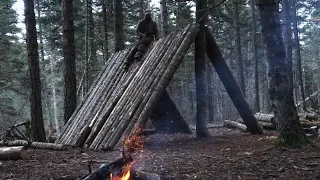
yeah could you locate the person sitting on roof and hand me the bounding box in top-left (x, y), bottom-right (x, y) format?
top-left (124, 10), bottom-right (159, 70)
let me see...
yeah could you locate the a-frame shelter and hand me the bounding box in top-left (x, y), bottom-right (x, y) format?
top-left (57, 24), bottom-right (262, 150)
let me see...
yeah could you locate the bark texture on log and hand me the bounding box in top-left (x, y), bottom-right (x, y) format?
top-left (205, 27), bottom-right (263, 134)
top-left (224, 120), bottom-right (247, 132)
top-left (0, 140), bottom-right (66, 151)
top-left (0, 146), bottom-right (28, 160)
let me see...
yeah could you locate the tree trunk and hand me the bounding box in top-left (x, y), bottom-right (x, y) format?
top-left (62, 0), bottom-right (77, 124)
top-left (160, 0), bottom-right (169, 37)
top-left (281, 0), bottom-right (293, 87)
top-left (252, 0), bottom-right (260, 112)
top-left (195, 0), bottom-right (209, 138)
top-left (50, 56), bottom-right (60, 134)
top-left (256, 0), bottom-right (308, 147)
top-left (207, 62), bottom-right (214, 122)
top-left (234, 0), bottom-right (246, 97)
top-left (205, 27), bottom-right (263, 134)
top-left (292, 0), bottom-right (306, 110)
top-left (139, 0), bottom-right (144, 19)
top-left (24, 0), bottom-right (46, 142)
top-left (88, 0), bottom-right (98, 85)
top-left (114, 0), bottom-right (125, 52)
top-left (102, 0), bottom-right (109, 62)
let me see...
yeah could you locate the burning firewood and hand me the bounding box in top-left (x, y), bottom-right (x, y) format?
top-left (83, 154), bottom-right (133, 180)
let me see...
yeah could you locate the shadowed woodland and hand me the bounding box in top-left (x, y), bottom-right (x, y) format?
top-left (0, 0), bottom-right (320, 179)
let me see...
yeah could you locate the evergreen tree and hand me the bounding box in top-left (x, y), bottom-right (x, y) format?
top-left (24, 0), bottom-right (46, 141)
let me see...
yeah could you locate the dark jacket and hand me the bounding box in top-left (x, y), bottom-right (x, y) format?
top-left (136, 19), bottom-right (159, 40)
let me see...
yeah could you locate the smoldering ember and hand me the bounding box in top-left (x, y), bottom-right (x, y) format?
top-left (1, 0), bottom-right (320, 179)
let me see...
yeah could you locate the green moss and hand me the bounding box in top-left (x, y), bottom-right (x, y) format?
top-left (274, 135), bottom-right (309, 148)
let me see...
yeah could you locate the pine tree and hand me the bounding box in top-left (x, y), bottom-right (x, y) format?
top-left (195, 0), bottom-right (209, 138)
top-left (62, 0), bottom-right (77, 123)
top-left (256, 0), bottom-right (308, 147)
top-left (24, 0), bottom-right (46, 141)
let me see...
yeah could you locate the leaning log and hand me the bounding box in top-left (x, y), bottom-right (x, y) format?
top-left (205, 27), bottom-right (263, 134)
top-left (0, 146), bottom-right (28, 160)
top-left (0, 140), bottom-right (67, 151)
top-left (224, 120), bottom-right (247, 132)
top-left (83, 154), bottom-right (133, 180)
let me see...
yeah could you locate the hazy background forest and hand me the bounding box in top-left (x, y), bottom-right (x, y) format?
top-left (1, 0), bottom-right (319, 137)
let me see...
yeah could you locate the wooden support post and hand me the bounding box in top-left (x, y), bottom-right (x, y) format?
top-left (151, 90), bottom-right (192, 134)
top-left (205, 27), bottom-right (263, 134)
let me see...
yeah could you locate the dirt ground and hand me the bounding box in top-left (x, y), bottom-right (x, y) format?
top-left (1, 128), bottom-right (320, 180)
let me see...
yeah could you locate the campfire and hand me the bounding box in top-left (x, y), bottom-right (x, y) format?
top-left (83, 127), bottom-right (160, 180)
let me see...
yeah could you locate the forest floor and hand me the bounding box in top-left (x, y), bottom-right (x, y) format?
top-left (1, 127), bottom-right (320, 180)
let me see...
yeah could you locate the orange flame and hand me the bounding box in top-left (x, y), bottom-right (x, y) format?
top-left (110, 162), bottom-right (133, 180)
top-left (124, 127), bottom-right (145, 153)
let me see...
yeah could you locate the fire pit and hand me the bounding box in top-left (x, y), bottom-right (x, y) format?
top-left (82, 128), bottom-right (160, 180)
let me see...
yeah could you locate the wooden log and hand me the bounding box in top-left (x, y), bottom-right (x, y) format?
top-left (84, 57), bottom-right (142, 147)
top-left (0, 140), bottom-right (67, 151)
top-left (110, 26), bottom-right (193, 150)
top-left (83, 154), bottom-right (133, 180)
top-left (72, 50), bottom-right (131, 146)
top-left (254, 113), bottom-right (275, 123)
top-left (151, 90), bottom-right (192, 134)
top-left (236, 118), bottom-right (275, 129)
top-left (205, 27), bottom-right (263, 134)
top-left (300, 121), bottom-right (320, 128)
top-left (89, 34), bottom-right (173, 150)
top-left (296, 88), bottom-right (320, 108)
top-left (131, 170), bottom-right (161, 180)
top-left (122, 25), bottom-right (198, 149)
top-left (101, 32), bottom-right (179, 150)
top-left (58, 53), bottom-right (117, 143)
top-left (224, 120), bottom-right (247, 132)
top-left (0, 146), bottom-right (27, 160)
top-left (298, 112), bottom-right (320, 121)
top-left (58, 52), bottom-right (122, 144)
